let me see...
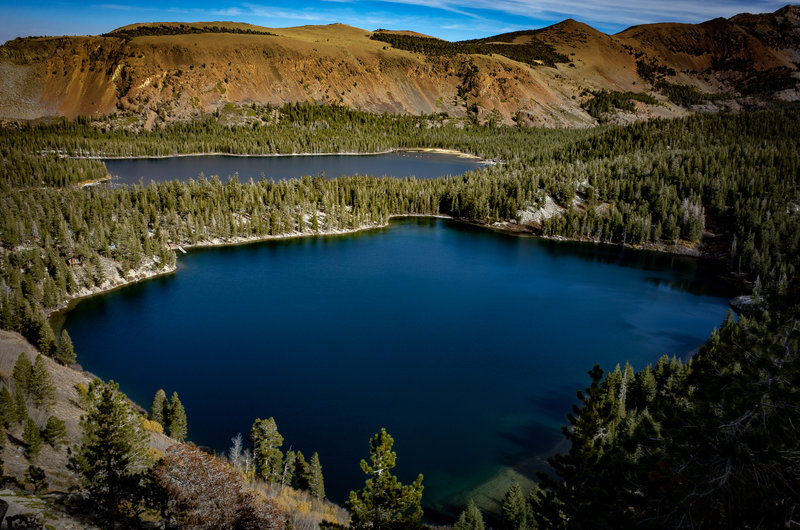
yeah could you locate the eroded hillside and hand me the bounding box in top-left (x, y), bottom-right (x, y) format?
top-left (0, 7), bottom-right (799, 127)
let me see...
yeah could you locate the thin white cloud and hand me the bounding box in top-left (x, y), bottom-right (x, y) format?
top-left (375, 0), bottom-right (791, 28)
top-left (209, 7), bottom-right (247, 16)
top-left (378, 0), bottom-right (483, 18)
top-left (232, 3), bottom-right (327, 21)
top-left (152, 4), bottom-right (326, 23)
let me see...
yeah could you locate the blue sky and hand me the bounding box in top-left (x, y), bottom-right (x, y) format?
top-left (1, 0), bottom-right (794, 44)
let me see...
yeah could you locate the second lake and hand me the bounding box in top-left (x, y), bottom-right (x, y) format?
top-left (104, 151), bottom-right (488, 185)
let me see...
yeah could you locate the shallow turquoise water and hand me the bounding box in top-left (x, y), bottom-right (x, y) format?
top-left (59, 218), bottom-right (734, 520)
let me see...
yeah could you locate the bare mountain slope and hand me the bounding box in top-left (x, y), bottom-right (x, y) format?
top-left (0, 7), bottom-right (798, 126)
top-left (616, 6), bottom-right (800, 94)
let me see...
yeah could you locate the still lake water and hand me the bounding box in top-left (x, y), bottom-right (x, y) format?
top-left (104, 151), bottom-right (487, 185)
top-left (59, 218), bottom-right (734, 519)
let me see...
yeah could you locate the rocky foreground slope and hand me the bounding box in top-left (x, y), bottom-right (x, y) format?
top-left (0, 6), bottom-right (798, 126)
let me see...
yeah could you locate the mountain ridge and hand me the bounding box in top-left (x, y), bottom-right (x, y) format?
top-left (0, 6), bottom-right (798, 127)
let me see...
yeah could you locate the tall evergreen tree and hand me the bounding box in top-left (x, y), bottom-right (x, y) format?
top-left (308, 452), bottom-right (325, 499)
top-left (500, 483), bottom-right (533, 530)
top-left (0, 293), bottom-right (13, 331)
top-left (68, 380), bottom-right (149, 523)
top-left (0, 386), bottom-right (16, 427)
top-left (35, 317), bottom-right (57, 357)
top-left (454, 499), bottom-right (486, 530)
top-left (43, 415), bottom-right (67, 448)
top-left (12, 353), bottom-right (32, 394)
top-left (23, 417), bottom-right (42, 460)
top-left (281, 449), bottom-right (296, 487)
top-left (14, 388), bottom-right (27, 423)
top-left (347, 428), bottom-right (424, 529)
top-left (533, 365), bottom-right (613, 528)
top-left (150, 389), bottom-right (167, 426)
top-left (294, 450), bottom-right (310, 490)
top-left (30, 354), bottom-right (56, 409)
top-left (250, 417), bottom-right (283, 483)
top-left (58, 329), bottom-right (76, 365)
top-left (168, 392), bottom-right (187, 441)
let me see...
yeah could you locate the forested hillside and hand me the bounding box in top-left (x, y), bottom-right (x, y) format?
top-left (0, 102), bottom-right (798, 527)
top-left (529, 297), bottom-right (800, 528)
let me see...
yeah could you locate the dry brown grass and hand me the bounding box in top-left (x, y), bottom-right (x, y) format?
top-left (248, 479), bottom-right (351, 529)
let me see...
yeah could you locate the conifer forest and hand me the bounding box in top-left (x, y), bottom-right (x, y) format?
top-left (0, 100), bottom-right (798, 527)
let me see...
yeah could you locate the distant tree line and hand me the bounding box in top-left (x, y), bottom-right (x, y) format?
top-left (580, 89), bottom-right (658, 120)
top-left (370, 32), bottom-right (570, 67)
top-left (102, 24), bottom-right (277, 40)
top-left (653, 80), bottom-right (720, 106)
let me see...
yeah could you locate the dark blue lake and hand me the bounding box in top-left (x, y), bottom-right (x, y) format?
top-left (58, 218), bottom-right (734, 520)
top-left (104, 151), bottom-right (487, 185)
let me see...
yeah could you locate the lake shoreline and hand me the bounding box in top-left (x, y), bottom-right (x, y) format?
top-left (474, 218), bottom-right (734, 266)
top-left (49, 213), bottom-right (738, 321)
top-left (57, 147), bottom-right (490, 163)
top-left (47, 264), bottom-right (178, 322)
top-left (48, 218), bottom-right (397, 320)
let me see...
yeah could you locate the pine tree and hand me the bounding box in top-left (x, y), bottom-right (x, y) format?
top-left (0, 293), bottom-right (13, 330)
top-left (30, 354), bottom-right (56, 409)
top-left (629, 364), bottom-right (657, 409)
top-left (347, 428), bottom-right (424, 529)
top-left (151, 389), bottom-right (167, 426)
top-left (0, 386), bottom-right (16, 426)
top-left (23, 417), bottom-right (42, 460)
top-left (14, 388), bottom-right (27, 422)
top-left (281, 450), bottom-right (296, 487)
top-left (250, 417), bottom-right (283, 483)
top-left (500, 483), bottom-right (532, 530)
top-left (532, 364), bottom-right (638, 528)
top-left (308, 452), bottom-right (325, 499)
top-left (35, 317), bottom-right (57, 357)
top-left (58, 329), bottom-right (76, 365)
top-left (454, 499), bottom-right (485, 530)
top-left (168, 392), bottom-right (187, 441)
top-left (43, 416), bottom-right (67, 448)
top-left (68, 380), bottom-right (149, 523)
top-left (294, 450), bottom-right (310, 490)
top-left (12, 353), bottom-right (33, 394)
top-left (533, 365), bottom-right (605, 528)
